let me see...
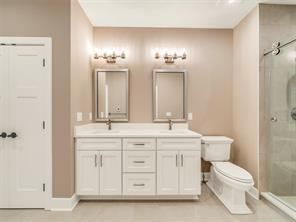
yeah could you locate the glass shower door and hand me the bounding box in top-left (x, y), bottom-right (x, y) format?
top-left (266, 39), bottom-right (296, 211)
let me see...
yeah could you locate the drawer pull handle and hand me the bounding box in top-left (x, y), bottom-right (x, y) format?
top-left (133, 161), bottom-right (145, 163)
top-left (95, 154), bottom-right (98, 167)
top-left (181, 154), bottom-right (184, 167)
top-left (133, 143), bottom-right (145, 146)
top-left (133, 183), bottom-right (145, 187)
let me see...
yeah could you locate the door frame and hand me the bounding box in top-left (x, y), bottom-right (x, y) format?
top-left (0, 37), bottom-right (52, 209)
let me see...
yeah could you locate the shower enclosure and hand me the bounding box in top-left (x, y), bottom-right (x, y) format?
top-left (263, 37), bottom-right (296, 219)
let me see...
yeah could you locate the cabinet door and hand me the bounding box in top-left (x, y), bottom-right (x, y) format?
top-left (76, 151), bottom-right (99, 195)
top-left (157, 150), bottom-right (179, 195)
top-left (179, 151), bottom-right (201, 195)
top-left (99, 151), bottom-right (122, 195)
top-left (0, 46), bottom-right (8, 207)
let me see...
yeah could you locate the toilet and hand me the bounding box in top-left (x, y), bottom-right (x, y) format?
top-left (201, 136), bottom-right (254, 215)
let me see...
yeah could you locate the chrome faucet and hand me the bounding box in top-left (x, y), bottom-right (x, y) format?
top-left (168, 119), bottom-right (173, 130)
top-left (106, 118), bottom-right (112, 130)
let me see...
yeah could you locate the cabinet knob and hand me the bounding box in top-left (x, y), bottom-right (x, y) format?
top-left (0, 132), bottom-right (7, 138)
top-left (7, 132), bottom-right (17, 139)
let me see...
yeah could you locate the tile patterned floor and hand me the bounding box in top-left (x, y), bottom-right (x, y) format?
top-left (0, 185), bottom-right (294, 222)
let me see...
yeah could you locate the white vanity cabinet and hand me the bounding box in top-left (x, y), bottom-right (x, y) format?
top-left (122, 138), bottom-right (156, 196)
top-left (157, 139), bottom-right (201, 195)
top-left (99, 151), bottom-right (121, 195)
top-left (75, 126), bottom-right (202, 199)
top-left (76, 151), bottom-right (100, 195)
top-left (76, 138), bottom-right (122, 196)
top-left (179, 150), bottom-right (201, 195)
top-left (157, 150), bottom-right (179, 194)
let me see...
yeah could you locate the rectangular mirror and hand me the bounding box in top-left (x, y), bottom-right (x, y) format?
top-left (153, 69), bottom-right (187, 122)
top-left (95, 69), bottom-right (129, 121)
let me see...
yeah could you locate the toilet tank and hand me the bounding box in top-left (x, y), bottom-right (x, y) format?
top-left (201, 136), bottom-right (234, 161)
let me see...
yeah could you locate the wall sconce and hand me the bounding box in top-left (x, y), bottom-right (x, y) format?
top-left (155, 51), bottom-right (186, 64)
top-left (94, 49), bottom-right (126, 63)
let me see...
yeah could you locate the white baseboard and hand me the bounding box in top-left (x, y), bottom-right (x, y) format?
top-left (247, 186), bottom-right (260, 200)
top-left (50, 194), bottom-right (79, 211)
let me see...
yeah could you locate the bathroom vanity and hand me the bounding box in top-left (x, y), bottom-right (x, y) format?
top-left (76, 69), bottom-right (202, 199)
top-left (75, 123), bottom-right (202, 199)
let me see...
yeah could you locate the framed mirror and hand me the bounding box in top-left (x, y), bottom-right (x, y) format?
top-left (95, 69), bottom-right (129, 122)
top-left (153, 69), bottom-right (187, 122)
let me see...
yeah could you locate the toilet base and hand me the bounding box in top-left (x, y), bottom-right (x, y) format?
top-left (207, 170), bottom-right (253, 215)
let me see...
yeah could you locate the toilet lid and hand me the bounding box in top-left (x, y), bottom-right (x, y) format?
top-left (201, 136), bottom-right (233, 144)
top-left (212, 162), bottom-right (253, 183)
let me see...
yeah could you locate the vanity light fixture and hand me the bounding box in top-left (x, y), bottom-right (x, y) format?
top-left (155, 51), bottom-right (186, 64)
top-left (94, 50), bottom-right (126, 64)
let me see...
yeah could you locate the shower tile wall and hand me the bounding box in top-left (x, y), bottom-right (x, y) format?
top-left (266, 49), bottom-right (296, 196)
top-left (259, 3), bottom-right (296, 193)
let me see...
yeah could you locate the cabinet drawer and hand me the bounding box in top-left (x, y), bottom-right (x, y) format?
top-left (123, 138), bottom-right (156, 150)
top-left (123, 151), bottom-right (156, 173)
top-left (157, 138), bottom-right (201, 150)
top-left (76, 138), bottom-right (121, 150)
top-left (123, 173), bottom-right (155, 196)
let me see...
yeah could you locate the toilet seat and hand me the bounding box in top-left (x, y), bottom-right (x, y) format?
top-left (212, 162), bottom-right (253, 184)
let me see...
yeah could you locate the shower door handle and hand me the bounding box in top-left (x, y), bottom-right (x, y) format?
top-left (270, 117), bottom-right (278, 122)
top-left (291, 107), bottom-right (296, 120)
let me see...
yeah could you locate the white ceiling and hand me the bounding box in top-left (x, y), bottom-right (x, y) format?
top-left (79, 0), bottom-right (296, 29)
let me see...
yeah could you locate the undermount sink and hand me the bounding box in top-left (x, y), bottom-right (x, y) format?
top-left (87, 130), bottom-right (120, 134)
top-left (159, 130), bottom-right (188, 134)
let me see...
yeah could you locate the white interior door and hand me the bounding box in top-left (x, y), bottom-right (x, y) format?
top-left (7, 45), bottom-right (47, 208)
top-left (157, 150), bottom-right (179, 195)
top-left (179, 151), bottom-right (200, 195)
top-left (99, 151), bottom-right (122, 195)
top-left (76, 151), bottom-right (99, 195)
top-left (0, 46), bottom-right (9, 208)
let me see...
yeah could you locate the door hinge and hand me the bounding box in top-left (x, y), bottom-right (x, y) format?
top-left (43, 183), bottom-right (46, 192)
top-left (42, 121), bottom-right (46, 129)
top-left (43, 58), bottom-right (46, 67)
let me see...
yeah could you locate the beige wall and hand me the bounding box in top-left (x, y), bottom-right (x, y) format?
top-left (0, 0), bottom-right (73, 197)
top-left (93, 27), bottom-right (233, 140)
top-left (70, 0), bottom-right (93, 194)
top-left (233, 7), bottom-right (260, 187)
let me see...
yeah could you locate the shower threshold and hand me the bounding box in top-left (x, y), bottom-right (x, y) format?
top-left (261, 192), bottom-right (296, 220)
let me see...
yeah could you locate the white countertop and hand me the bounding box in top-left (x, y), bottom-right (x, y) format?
top-left (74, 123), bottom-right (202, 138)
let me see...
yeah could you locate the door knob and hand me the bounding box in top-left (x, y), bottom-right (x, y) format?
top-left (7, 132), bottom-right (17, 139)
top-left (0, 132), bottom-right (7, 138)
